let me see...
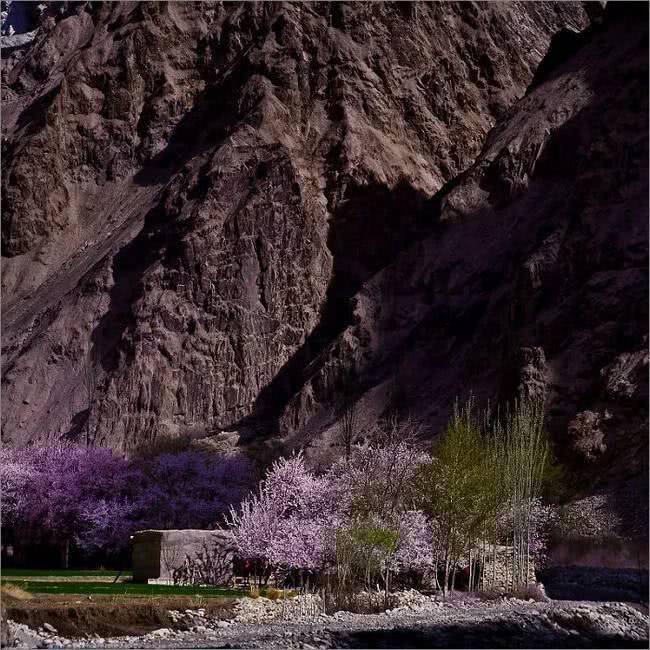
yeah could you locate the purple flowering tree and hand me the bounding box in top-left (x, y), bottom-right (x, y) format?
top-left (328, 441), bottom-right (429, 521)
top-left (228, 443), bottom-right (433, 591)
top-left (133, 450), bottom-right (254, 530)
top-left (0, 447), bottom-right (138, 565)
top-left (394, 510), bottom-right (434, 575)
top-left (0, 447), bottom-right (36, 526)
top-left (0, 446), bottom-right (255, 565)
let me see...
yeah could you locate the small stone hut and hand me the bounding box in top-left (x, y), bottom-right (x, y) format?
top-left (131, 529), bottom-right (235, 585)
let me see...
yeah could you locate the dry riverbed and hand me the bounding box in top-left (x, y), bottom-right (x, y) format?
top-left (6, 591), bottom-right (649, 649)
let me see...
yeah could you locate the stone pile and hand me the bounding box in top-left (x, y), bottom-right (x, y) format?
top-left (167, 608), bottom-right (234, 632)
top-left (544, 602), bottom-right (650, 644)
top-left (233, 594), bottom-right (327, 624)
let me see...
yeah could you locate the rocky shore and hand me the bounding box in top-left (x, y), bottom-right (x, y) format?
top-left (7, 592), bottom-right (649, 649)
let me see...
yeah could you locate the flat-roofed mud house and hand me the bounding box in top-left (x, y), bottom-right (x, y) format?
top-left (131, 529), bottom-right (235, 585)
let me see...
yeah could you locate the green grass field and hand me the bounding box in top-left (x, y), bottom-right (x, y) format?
top-left (2, 569), bottom-right (130, 577)
top-left (2, 579), bottom-right (241, 597)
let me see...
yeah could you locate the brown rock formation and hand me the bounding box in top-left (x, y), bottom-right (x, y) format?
top-left (274, 3), bottom-right (648, 495)
top-left (2, 1), bottom-right (591, 451)
top-left (2, 0), bottom-right (647, 512)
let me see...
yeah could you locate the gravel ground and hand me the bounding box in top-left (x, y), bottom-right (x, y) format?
top-left (7, 592), bottom-right (649, 649)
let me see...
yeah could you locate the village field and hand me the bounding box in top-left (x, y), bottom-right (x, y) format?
top-left (2, 568), bottom-right (242, 638)
top-left (4, 580), bottom-right (649, 649)
top-left (1, 576), bottom-right (239, 641)
top-left (2, 569), bottom-right (239, 596)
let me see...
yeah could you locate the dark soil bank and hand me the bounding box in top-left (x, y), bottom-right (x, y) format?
top-left (540, 566), bottom-right (649, 604)
top-left (5, 596), bottom-right (235, 639)
top-left (331, 620), bottom-right (649, 649)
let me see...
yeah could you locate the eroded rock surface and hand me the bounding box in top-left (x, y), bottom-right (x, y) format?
top-left (1, 1), bottom-right (591, 451)
top-left (271, 3), bottom-right (649, 496)
top-left (1, 1), bottom-right (647, 523)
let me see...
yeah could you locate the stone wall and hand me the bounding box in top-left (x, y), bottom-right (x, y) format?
top-left (481, 545), bottom-right (536, 591)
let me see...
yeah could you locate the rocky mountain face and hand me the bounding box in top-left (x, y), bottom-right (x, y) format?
top-left (1, 3), bottom-right (646, 501)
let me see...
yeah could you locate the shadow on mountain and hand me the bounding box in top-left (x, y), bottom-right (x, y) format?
top-left (232, 178), bottom-right (439, 441)
top-left (131, 56), bottom-right (253, 189)
top-left (89, 194), bottom-right (197, 376)
top-left (64, 408), bottom-right (90, 444)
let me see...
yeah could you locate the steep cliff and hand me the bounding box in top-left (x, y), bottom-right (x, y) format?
top-left (2, 1), bottom-right (593, 451)
top-left (272, 3), bottom-right (648, 501)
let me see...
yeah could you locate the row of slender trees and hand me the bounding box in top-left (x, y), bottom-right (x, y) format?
top-left (417, 398), bottom-right (553, 595)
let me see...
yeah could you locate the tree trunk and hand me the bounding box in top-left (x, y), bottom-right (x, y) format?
top-left (468, 549), bottom-right (473, 593)
top-left (526, 502), bottom-right (531, 584)
top-left (443, 551), bottom-right (451, 598)
top-left (492, 514), bottom-right (497, 589)
top-left (480, 530), bottom-right (487, 591)
top-left (512, 528), bottom-right (517, 589)
top-left (384, 569), bottom-right (390, 608)
top-left (432, 548), bottom-right (440, 591)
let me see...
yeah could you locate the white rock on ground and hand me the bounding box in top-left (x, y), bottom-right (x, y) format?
top-left (6, 593), bottom-right (649, 648)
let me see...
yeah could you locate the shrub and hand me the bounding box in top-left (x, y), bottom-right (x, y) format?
top-left (0, 584), bottom-right (32, 602)
top-left (336, 521), bottom-right (399, 591)
top-left (130, 432), bottom-right (194, 458)
top-left (556, 496), bottom-right (621, 539)
top-left (475, 588), bottom-right (506, 602)
top-left (172, 542), bottom-right (233, 586)
top-left (262, 587), bottom-right (290, 600)
top-left (567, 411), bottom-right (606, 461)
top-left (510, 582), bottom-right (549, 602)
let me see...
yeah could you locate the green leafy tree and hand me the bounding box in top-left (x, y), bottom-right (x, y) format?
top-left (417, 397), bottom-right (551, 594)
top-left (495, 399), bottom-right (549, 588)
top-left (335, 520), bottom-right (399, 606)
top-left (417, 399), bottom-right (493, 595)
